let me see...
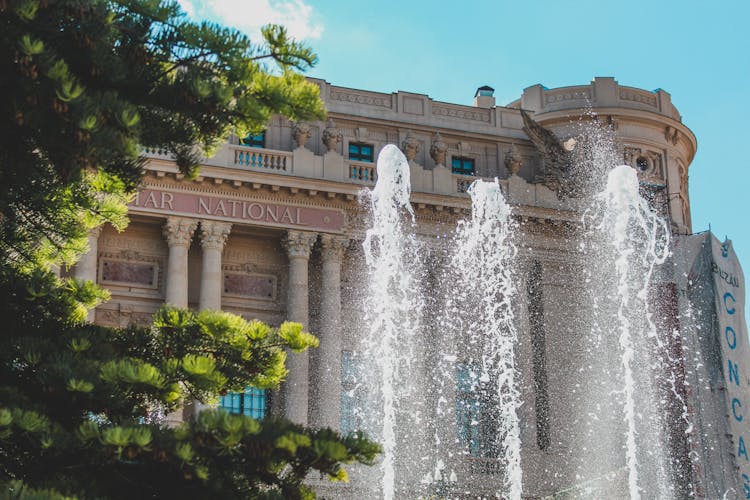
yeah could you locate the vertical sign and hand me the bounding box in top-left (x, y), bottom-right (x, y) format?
top-left (710, 235), bottom-right (750, 497)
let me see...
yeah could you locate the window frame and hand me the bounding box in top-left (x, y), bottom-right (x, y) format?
top-left (219, 386), bottom-right (267, 419)
top-left (455, 363), bottom-right (501, 458)
top-left (341, 350), bottom-right (364, 434)
top-left (451, 156), bottom-right (476, 176)
top-left (241, 131), bottom-right (266, 148)
top-left (348, 142), bottom-right (375, 163)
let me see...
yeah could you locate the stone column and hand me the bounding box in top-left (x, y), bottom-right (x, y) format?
top-left (163, 217), bottom-right (198, 308)
top-left (74, 226), bottom-right (103, 322)
top-left (282, 230), bottom-right (318, 425)
top-left (311, 234), bottom-right (349, 430)
top-left (198, 221), bottom-right (231, 311)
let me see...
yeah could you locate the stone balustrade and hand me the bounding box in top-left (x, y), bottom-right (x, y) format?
top-left (140, 146), bottom-right (173, 160)
top-left (348, 160), bottom-right (377, 184)
top-left (233, 146), bottom-right (290, 172)
top-left (454, 174), bottom-right (474, 194)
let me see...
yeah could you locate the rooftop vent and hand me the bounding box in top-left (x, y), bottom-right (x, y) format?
top-left (474, 85), bottom-right (495, 108)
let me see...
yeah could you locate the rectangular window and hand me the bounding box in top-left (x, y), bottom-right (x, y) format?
top-left (341, 350), bottom-right (364, 434)
top-left (527, 261), bottom-right (550, 450)
top-left (452, 156), bottom-right (475, 176)
top-left (241, 131), bottom-right (266, 148)
top-left (348, 142), bottom-right (374, 163)
top-left (456, 364), bottom-right (499, 458)
top-left (219, 386), bottom-right (267, 419)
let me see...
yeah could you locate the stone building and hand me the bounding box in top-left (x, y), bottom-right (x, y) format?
top-left (69, 77), bottom-right (717, 497)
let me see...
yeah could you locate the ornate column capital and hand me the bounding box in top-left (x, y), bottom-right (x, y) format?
top-left (163, 217), bottom-right (198, 247)
top-left (283, 230), bottom-right (317, 259)
top-left (320, 234), bottom-right (350, 263)
top-left (199, 220), bottom-right (231, 250)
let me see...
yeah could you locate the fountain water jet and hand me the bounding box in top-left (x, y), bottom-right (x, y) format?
top-left (446, 178), bottom-right (523, 499)
top-left (355, 128), bottom-right (681, 499)
top-left (586, 164), bottom-right (673, 498)
top-left (361, 144), bottom-right (425, 500)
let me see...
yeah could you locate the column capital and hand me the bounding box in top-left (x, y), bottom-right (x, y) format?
top-left (163, 217), bottom-right (198, 247)
top-left (199, 220), bottom-right (231, 250)
top-left (320, 234), bottom-right (350, 262)
top-left (283, 230), bottom-right (317, 259)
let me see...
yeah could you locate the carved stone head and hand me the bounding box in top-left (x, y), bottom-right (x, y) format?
top-left (504, 144), bottom-right (522, 175)
top-left (429, 132), bottom-right (447, 167)
top-left (292, 122), bottom-right (312, 149)
top-left (322, 120), bottom-right (343, 153)
top-left (401, 132), bottom-right (420, 162)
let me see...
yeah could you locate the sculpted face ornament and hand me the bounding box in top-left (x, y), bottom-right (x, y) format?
top-left (401, 132), bottom-right (420, 162)
top-left (292, 122), bottom-right (312, 149)
top-left (429, 132), bottom-right (447, 167)
top-left (504, 143), bottom-right (523, 175)
top-left (322, 120), bottom-right (343, 153)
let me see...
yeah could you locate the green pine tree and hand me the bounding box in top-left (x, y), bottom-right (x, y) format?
top-left (0, 1), bottom-right (380, 498)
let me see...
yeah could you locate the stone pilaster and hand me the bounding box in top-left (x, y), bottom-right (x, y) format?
top-left (282, 229), bottom-right (318, 425)
top-left (311, 234), bottom-right (349, 430)
top-left (198, 221), bottom-right (231, 311)
top-left (74, 226), bottom-right (103, 321)
top-left (163, 217), bottom-right (198, 308)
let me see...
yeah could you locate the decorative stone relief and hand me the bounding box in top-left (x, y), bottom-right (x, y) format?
top-left (623, 146), bottom-right (664, 183)
top-left (665, 125), bottom-right (680, 146)
top-left (619, 88), bottom-right (657, 108)
top-left (623, 146), bottom-right (640, 166)
top-left (98, 249), bottom-right (162, 289)
top-left (504, 144), bottom-right (523, 175)
top-left (677, 159), bottom-right (691, 227)
top-left (429, 133), bottom-right (447, 167)
top-left (544, 88), bottom-right (591, 104)
top-left (329, 89), bottom-right (392, 108)
top-left (645, 150), bottom-right (663, 176)
top-left (101, 261), bottom-right (157, 287)
top-left (322, 120), bottom-right (343, 152)
top-left (292, 122), bottom-right (312, 149)
top-left (320, 234), bottom-right (350, 262)
top-left (283, 230), bottom-right (317, 259)
top-left (199, 221), bottom-right (232, 250)
top-left (223, 272), bottom-right (277, 300)
top-left (163, 216), bottom-right (198, 247)
top-left (401, 132), bottom-right (420, 162)
top-left (432, 103), bottom-right (490, 123)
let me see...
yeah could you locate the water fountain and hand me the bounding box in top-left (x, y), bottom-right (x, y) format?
top-left (353, 125), bottom-right (681, 498)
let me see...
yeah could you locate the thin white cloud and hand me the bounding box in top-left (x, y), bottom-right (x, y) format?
top-left (176, 0), bottom-right (196, 18)
top-left (204, 0), bottom-right (323, 41)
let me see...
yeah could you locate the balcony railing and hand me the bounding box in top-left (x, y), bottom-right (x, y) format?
top-left (454, 174), bottom-right (475, 194)
top-left (234, 146), bottom-right (291, 173)
top-left (140, 143), bottom-right (524, 203)
top-left (140, 146), bottom-right (173, 160)
top-left (348, 160), bottom-right (377, 185)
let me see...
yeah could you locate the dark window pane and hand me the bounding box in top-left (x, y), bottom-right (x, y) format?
top-left (349, 142), bottom-right (374, 163)
top-left (452, 157), bottom-right (475, 175)
top-left (218, 386), bottom-right (267, 419)
top-left (242, 131), bottom-right (265, 148)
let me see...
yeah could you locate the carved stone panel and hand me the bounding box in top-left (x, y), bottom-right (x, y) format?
top-left (98, 250), bottom-right (162, 290)
top-left (224, 273), bottom-right (277, 300)
top-left (101, 260), bottom-right (158, 287)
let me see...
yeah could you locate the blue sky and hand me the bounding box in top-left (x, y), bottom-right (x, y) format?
top-left (182, 0), bottom-right (749, 306)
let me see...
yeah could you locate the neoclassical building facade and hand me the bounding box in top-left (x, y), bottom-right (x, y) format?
top-left (69, 77), bottom-right (709, 497)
